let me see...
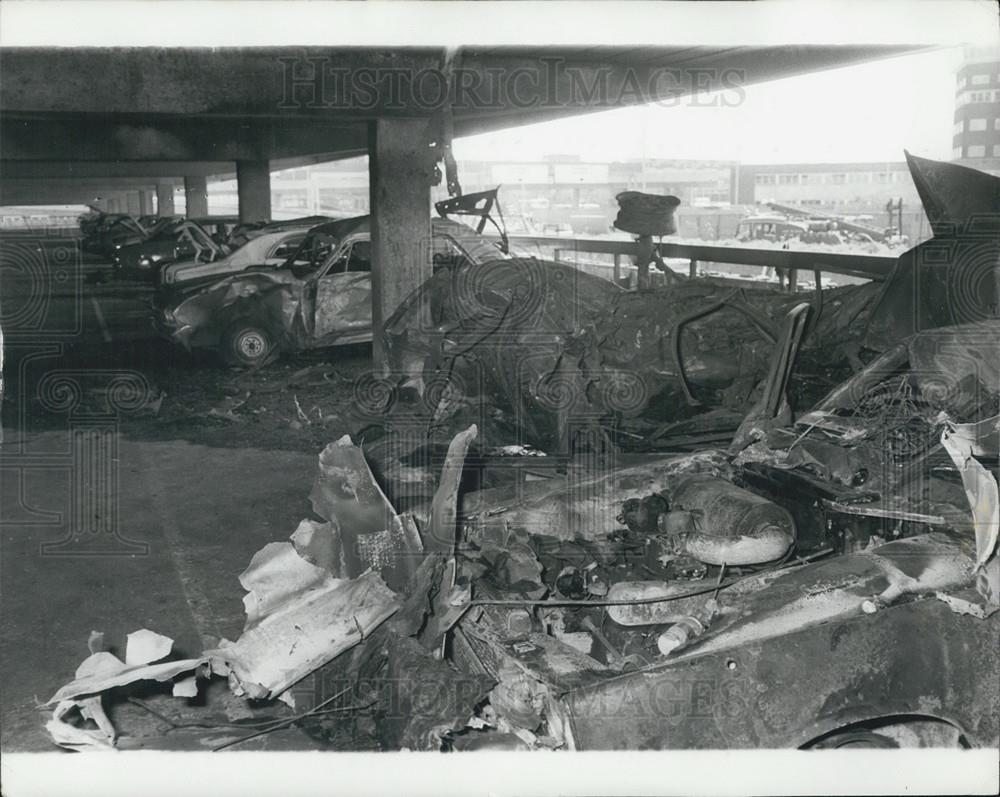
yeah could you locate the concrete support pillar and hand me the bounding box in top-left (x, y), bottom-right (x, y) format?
top-left (368, 118), bottom-right (432, 369)
top-left (156, 183), bottom-right (176, 216)
top-left (125, 191), bottom-right (141, 216)
top-left (184, 175), bottom-right (209, 218)
top-left (236, 159), bottom-right (271, 224)
top-left (138, 189), bottom-right (154, 216)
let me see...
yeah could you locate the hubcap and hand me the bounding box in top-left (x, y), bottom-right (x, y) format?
top-left (238, 331), bottom-right (266, 358)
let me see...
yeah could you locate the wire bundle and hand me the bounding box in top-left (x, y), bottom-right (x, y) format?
top-left (613, 191), bottom-right (681, 236)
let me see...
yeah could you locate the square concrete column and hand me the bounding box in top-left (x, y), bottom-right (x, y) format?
top-left (156, 183), bottom-right (176, 217)
top-left (236, 159), bottom-right (271, 224)
top-left (138, 189), bottom-right (154, 216)
top-left (184, 175), bottom-right (209, 218)
top-left (125, 191), bottom-right (141, 216)
top-left (368, 118), bottom-right (433, 369)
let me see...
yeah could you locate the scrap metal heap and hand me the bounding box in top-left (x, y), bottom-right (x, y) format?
top-left (373, 257), bottom-right (881, 465)
top-left (369, 157), bottom-right (996, 487)
top-left (43, 155), bottom-right (999, 751)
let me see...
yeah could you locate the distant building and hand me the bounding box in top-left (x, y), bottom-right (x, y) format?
top-left (952, 45), bottom-right (1000, 174)
top-left (735, 162), bottom-right (919, 210)
top-left (250, 152), bottom-right (942, 239)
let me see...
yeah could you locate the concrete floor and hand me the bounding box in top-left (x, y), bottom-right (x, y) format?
top-left (0, 428), bottom-right (322, 751)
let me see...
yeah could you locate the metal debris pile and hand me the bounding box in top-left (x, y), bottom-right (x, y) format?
top-left (44, 375), bottom-right (999, 750)
top-left (43, 153), bottom-right (1000, 752)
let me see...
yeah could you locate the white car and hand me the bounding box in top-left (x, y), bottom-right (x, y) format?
top-left (158, 228), bottom-right (309, 286)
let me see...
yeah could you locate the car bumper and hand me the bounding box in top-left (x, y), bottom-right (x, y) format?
top-left (153, 317), bottom-right (195, 349)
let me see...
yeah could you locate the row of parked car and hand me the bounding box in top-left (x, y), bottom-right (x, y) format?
top-left (77, 204), bottom-right (514, 366)
top-left (79, 211), bottom-right (239, 277)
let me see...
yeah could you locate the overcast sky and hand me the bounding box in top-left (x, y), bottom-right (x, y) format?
top-left (454, 47), bottom-right (963, 165)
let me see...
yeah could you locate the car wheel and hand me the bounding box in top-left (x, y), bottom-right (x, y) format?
top-left (222, 322), bottom-right (275, 367)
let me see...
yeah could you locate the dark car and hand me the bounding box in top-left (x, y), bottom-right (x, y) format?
top-left (112, 218), bottom-right (225, 281)
top-left (78, 212), bottom-right (147, 259)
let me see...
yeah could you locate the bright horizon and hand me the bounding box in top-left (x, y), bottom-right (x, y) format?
top-left (454, 47), bottom-right (963, 166)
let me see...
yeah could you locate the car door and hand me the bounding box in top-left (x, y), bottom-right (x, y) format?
top-left (431, 234), bottom-right (474, 271)
top-left (309, 237), bottom-right (373, 343)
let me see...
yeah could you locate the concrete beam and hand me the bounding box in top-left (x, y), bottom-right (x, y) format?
top-left (1, 47), bottom-right (922, 168)
top-left (1, 46), bottom-right (916, 121)
top-left (1, 115), bottom-right (365, 163)
top-left (184, 176), bottom-right (209, 217)
top-left (0, 49), bottom-right (441, 117)
top-left (156, 183), bottom-right (175, 216)
top-left (0, 160), bottom-right (227, 179)
top-left (368, 117), bottom-right (432, 368)
top-left (0, 178), bottom-right (168, 205)
top-left (236, 160), bottom-right (271, 223)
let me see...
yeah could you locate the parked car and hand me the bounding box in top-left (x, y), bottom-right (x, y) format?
top-left (224, 215), bottom-right (340, 250)
top-left (735, 215), bottom-right (809, 243)
top-left (157, 227), bottom-right (311, 287)
top-left (154, 216), bottom-right (510, 366)
top-left (188, 215), bottom-right (241, 246)
top-left (112, 218), bottom-right (225, 281)
top-left (136, 214), bottom-right (178, 231)
top-left (78, 212), bottom-right (147, 258)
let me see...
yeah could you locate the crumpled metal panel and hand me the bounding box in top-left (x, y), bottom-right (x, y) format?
top-left (312, 272), bottom-right (372, 340)
top-left (905, 150), bottom-right (1000, 236)
top-left (863, 155), bottom-right (1000, 348)
top-left (559, 534), bottom-right (995, 749)
top-left (383, 257), bottom-right (881, 453)
top-left (562, 594), bottom-right (1000, 749)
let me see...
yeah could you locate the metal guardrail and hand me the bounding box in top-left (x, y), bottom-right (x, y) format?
top-left (504, 234), bottom-right (899, 289)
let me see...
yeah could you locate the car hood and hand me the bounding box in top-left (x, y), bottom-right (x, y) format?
top-left (669, 531), bottom-right (975, 664)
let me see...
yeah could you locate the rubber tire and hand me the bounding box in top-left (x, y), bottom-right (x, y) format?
top-left (221, 321), bottom-right (275, 367)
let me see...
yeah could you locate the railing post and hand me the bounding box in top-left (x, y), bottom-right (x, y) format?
top-left (554, 248), bottom-right (561, 262)
top-left (787, 268), bottom-right (798, 292)
top-left (689, 258), bottom-right (699, 278)
top-left (613, 253), bottom-right (622, 284)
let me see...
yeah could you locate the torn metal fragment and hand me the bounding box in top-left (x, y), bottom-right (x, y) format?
top-left (125, 628), bottom-right (174, 666)
top-left (211, 558), bottom-right (399, 701)
top-left (309, 434), bottom-right (423, 591)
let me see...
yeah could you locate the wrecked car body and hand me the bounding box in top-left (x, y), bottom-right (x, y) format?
top-left (113, 218), bottom-right (225, 281)
top-left (42, 323), bottom-right (1000, 750)
top-left (78, 211), bottom-right (148, 258)
top-left (158, 220), bottom-right (326, 287)
top-left (370, 153), bottom-right (997, 467)
top-left (155, 216), bottom-right (510, 366)
top-left (377, 255), bottom-right (881, 462)
top-left (433, 320), bottom-right (998, 750)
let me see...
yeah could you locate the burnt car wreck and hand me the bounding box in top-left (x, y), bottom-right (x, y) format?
top-left (43, 154), bottom-right (999, 754)
top-left (154, 193), bottom-right (511, 366)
